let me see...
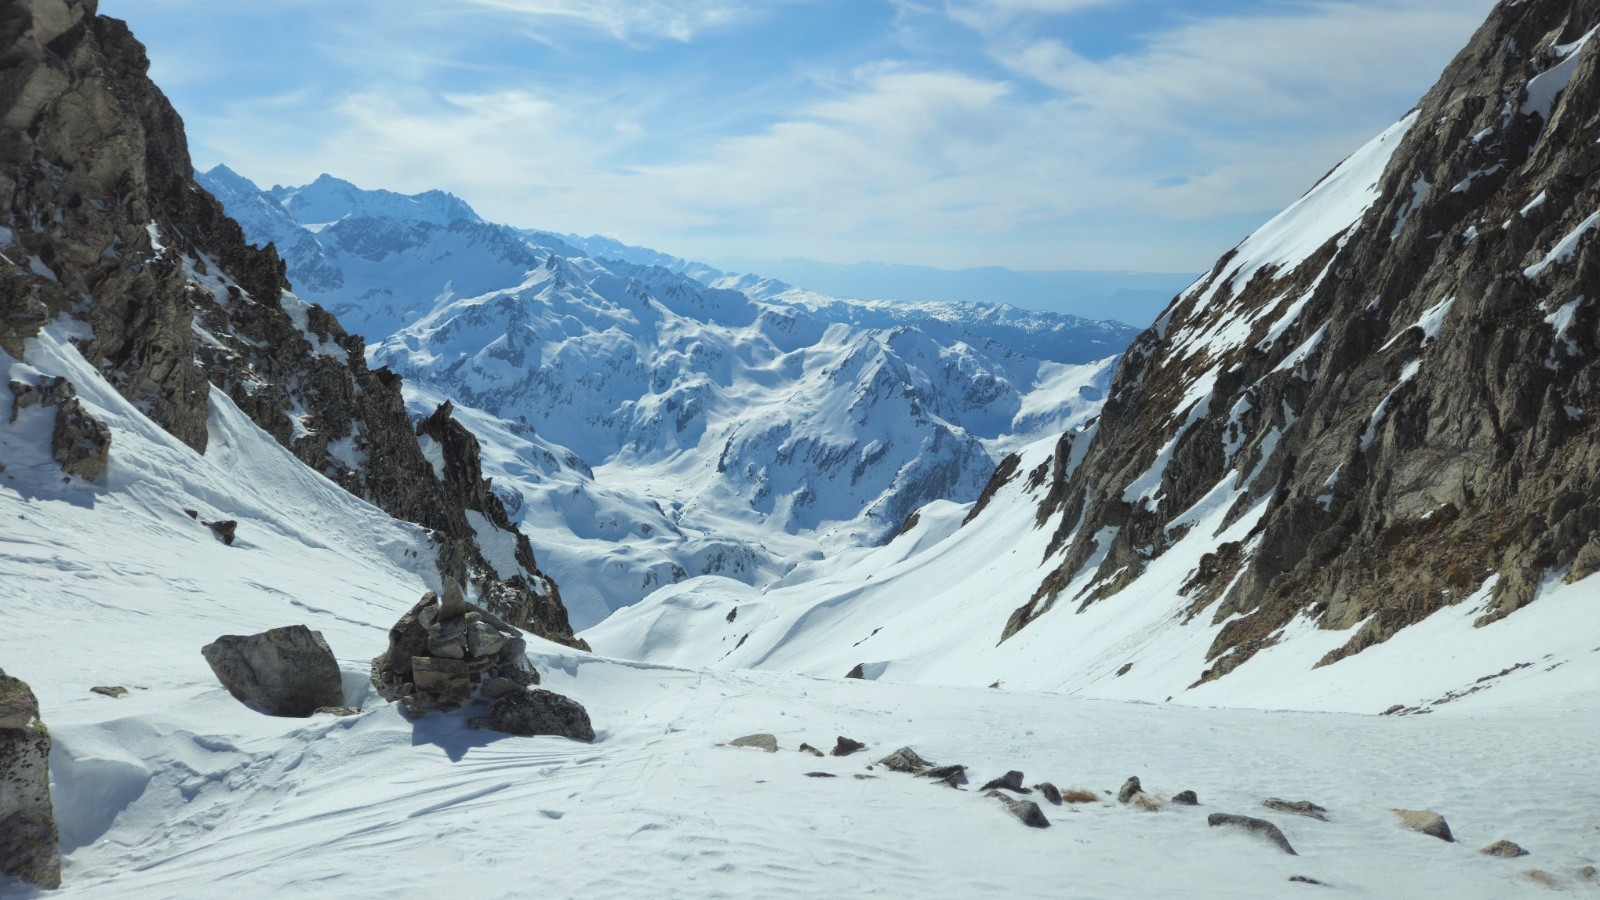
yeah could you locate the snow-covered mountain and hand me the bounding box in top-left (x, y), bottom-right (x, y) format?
top-left (201, 168), bottom-right (1135, 626)
top-left (589, 0), bottom-right (1600, 708)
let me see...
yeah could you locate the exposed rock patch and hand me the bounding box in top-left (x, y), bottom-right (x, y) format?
top-left (89, 685), bottom-right (127, 698)
top-left (1480, 839), bottom-right (1529, 858)
top-left (1264, 798), bottom-right (1328, 821)
top-left (980, 770), bottom-right (1028, 793)
top-left (831, 736), bottom-right (866, 757)
top-left (1118, 776), bottom-right (1145, 804)
top-left (51, 396), bottom-right (110, 482)
top-left (987, 790), bottom-right (1051, 828)
top-left (1171, 790), bottom-right (1199, 806)
top-left (0, 668), bottom-right (60, 889)
top-left (470, 689), bottom-right (594, 742)
top-left (1034, 782), bottom-right (1063, 805)
top-left (1208, 813), bottom-right (1298, 855)
top-left (202, 625), bottom-right (344, 717)
top-left (1395, 808), bottom-right (1454, 842)
top-left (878, 747), bottom-right (932, 774)
top-left (729, 734), bottom-right (779, 753)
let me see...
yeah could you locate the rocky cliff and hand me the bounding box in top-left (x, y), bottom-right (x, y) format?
top-left (1006, 0), bottom-right (1600, 678)
top-left (0, 0), bottom-right (581, 646)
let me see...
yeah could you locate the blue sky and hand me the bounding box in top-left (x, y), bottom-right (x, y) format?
top-left (104, 0), bottom-right (1495, 273)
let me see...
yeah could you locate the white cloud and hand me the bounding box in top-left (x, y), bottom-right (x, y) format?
top-left (441, 0), bottom-right (757, 42)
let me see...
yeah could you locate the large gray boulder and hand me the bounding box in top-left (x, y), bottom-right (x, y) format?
top-left (201, 625), bottom-right (345, 717)
top-left (0, 668), bottom-right (61, 889)
top-left (470, 689), bottom-right (594, 742)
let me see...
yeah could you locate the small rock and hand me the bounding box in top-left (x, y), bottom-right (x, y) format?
top-left (924, 764), bottom-right (967, 788)
top-left (1382, 704), bottom-right (1405, 715)
top-left (804, 772), bottom-right (836, 778)
top-left (1208, 813), bottom-right (1297, 855)
top-left (845, 663), bottom-right (866, 679)
top-left (470, 689), bottom-right (594, 741)
top-left (90, 685), bottom-right (129, 699)
top-left (832, 736), bottom-right (866, 757)
top-left (1394, 808), bottom-right (1454, 842)
top-left (1288, 875), bottom-right (1327, 886)
top-left (729, 733), bottom-right (779, 752)
top-left (205, 519), bottom-right (238, 546)
top-left (988, 681), bottom-right (1001, 689)
top-left (314, 706), bottom-right (361, 717)
top-left (1034, 782), bottom-right (1063, 805)
top-left (798, 742), bottom-right (824, 757)
top-left (853, 774), bottom-right (878, 780)
top-left (1060, 789), bottom-right (1100, 804)
top-left (1118, 776), bottom-right (1145, 803)
top-left (1479, 839), bottom-right (1529, 858)
top-left (1578, 865), bottom-right (1597, 883)
top-left (878, 747), bottom-right (933, 774)
top-left (201, 625), bottom-right (344, 717)
top-left (1171, 790), bottom-right (1199, 805)
top-left (184, 509), bottom-right (199, 519)
top-left (1264, 798), bottom-right (1328, 821)
top-left (980, 770), bottom-right (1028, 793)
top-left (987, 790), bottom-right (1051, 828)
top-left (1116, 662), bottom-right (1133, 677)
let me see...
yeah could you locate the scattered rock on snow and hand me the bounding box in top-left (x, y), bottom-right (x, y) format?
top-left (1394, 808), bottom-right (1454, 842)
top-left (798, 742), bottom-right (824, 757)
top-left (201, 625), bottom-right (344, 717)
top-left (729, 733), bottom-right (779, 752)
top-left (1034, 782), bottom-right (1063, 805)
top-left (1118, 776), bottom-right (1145, 803)
top-left (1479, 839), bottom-right (1529, 858)
top-left (0, 668), bottom-right (61, 889)
top-left (805, 772), bottom-right (836, 778)
top-left (205, 519), bottom-right (238, 546)
top-left (924, 764), bottom-right (967, 788)
top-left (987, 790), bottom-right (1051, 828)
top-left (980, 770), bottom-right (1028, 793)
top-left (315, 706), bottom-right (361, 717)
top-left (470, 689), bottom-right (595, 742)
top-left (1208, 813), bottom-right (1298, 855)
top-left (90, 685), bottom-right (128, 699)
top-left (1264, 798), bottom-right (1328, 821)
top-left (1288, 875), bottom-right (1327, 886)
top-left (878, 747), bottom-right (932, 773)
top-left (1171, 790), bottom-right (1199, 805)
top-left (832, 736), bottom-right (866, 757)
top-left (1578, 865), bottom-right (1598, 884)
top-left (845, 664), bottom-right (866, 679)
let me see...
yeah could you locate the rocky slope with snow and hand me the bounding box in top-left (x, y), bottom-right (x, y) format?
top-left (201, 169), bottom-right (1133, 625)
top-left (591, 0), bottom-right (1600, 703)
top-left (0, 0), bottom-right (579, 645)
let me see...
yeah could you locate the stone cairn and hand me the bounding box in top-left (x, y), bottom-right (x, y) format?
top-left (371, 581), bottom-right (539, 715)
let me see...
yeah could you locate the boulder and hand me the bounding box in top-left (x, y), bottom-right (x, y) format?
top-left (924, 764), bottom-right (967, 788)
top-left (205, 519), bottom-right (238, 546)
top-left (832, 736), bottom-right (866, 757)
top-left (0, 668), bottom-right (61, 889)
top-left (1479, 839), bottom-right (1528, 858)
top-left (798, 742), bottom-right (824, 757)
top-left (729, 733), bottom-right (779, 752)
top-left (1394, 808), bottom-right (1454, 842)
top-left (1034, 782), bottom-right (1063, 805)
top-left (845, 664), bottom-right (866, 679)
top-left (90, 685), bottom-right (128, 699)
top-left (987, 790), bottom-right (1051, 828)
top-left (1171, 790), bottom-right (1199, 806)
top-left (201, 625), bottom-right (344, 717)
top-left (981, 770), bottom-right (1028, 793)
top-left (878, 747), bottom-right (932, 774)
top-left (1118, 776), bottom-right (1144, 803)
top-left (470, 690), bottom-right (595, 742)
top-left (1208, 813), bottom-right (1297, 855)
top-left (1264, 798), bottom-right (1328, 821)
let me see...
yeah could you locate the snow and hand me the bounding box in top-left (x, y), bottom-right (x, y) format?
top-left (1382, 296), bottom-right (1456, 350)
top-left (1522, 25), bottom-right (1597, 119)
top-left (1544, 297), bottom-right (1583, 356)
top-left (1524, 211), bottom-right (1599, 278)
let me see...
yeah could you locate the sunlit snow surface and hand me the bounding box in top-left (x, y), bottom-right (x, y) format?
top-left (6, 323), bottom-right (1599, 898)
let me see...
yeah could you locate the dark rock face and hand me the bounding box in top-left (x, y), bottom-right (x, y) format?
top-left (470, 689), bottom-right (594, 742)
top-left (50, 395), bottom-right (110, 481)
top-left (0, 0), bottom-right (582, 646)
top-left (201, 625), bottom-right (345, 717)
top-left (0, 668), bottom-right (61, 889)
top-left (999, 0), bottom-right (1600, 676)
top-left (1209, 813), bottom-right (1298, 855)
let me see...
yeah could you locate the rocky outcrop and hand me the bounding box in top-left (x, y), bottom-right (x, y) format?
top-left (0, 0), bottom-right (582, 645)
top-left (370, 586), bottom-right (539, 715)
top-left (998, 0), bottom-right (1600, 678)
top-left (0, 668), bottom-right (60, 889)
top-left (201, 625), bottom-right (345, 717)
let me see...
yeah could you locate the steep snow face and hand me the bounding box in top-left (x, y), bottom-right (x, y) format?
top-left (205, 170), bottom-right (1133, 625)
top-left (593, 0), bottom-right (1600, 698)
